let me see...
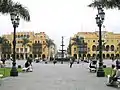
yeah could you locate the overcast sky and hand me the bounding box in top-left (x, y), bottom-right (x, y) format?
top-left (0, 0), bottom-right (120, 50)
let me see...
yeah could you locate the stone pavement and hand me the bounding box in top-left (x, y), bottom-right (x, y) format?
top-left (0, 62), bottom-right (117, 90)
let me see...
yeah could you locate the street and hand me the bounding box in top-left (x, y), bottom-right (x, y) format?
top-left (0, 60), bottom-right (117, 90)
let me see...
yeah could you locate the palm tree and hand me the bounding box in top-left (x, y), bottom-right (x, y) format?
top-left (89, 0), bottom-right (120, 9)
top-left (45, 39), bottom-right (55, 60)
top-left (0, 0), bottom-right (30, 21)
top-left (71, 36), bottom-right (86, 59)
top-left (0, 37), bottom-right (11, 59)
top-left (22, 37), bottom-right (30, 59)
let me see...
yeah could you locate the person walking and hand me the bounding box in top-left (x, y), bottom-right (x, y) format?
top-left (70, 58), bottom-right (74, 68)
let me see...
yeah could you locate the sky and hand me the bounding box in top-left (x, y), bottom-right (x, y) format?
top-left (0, 0), bottom-right (120, 50)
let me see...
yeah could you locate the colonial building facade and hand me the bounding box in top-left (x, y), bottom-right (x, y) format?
top-left (68, 31), bottom-right (120, 59)
top-left (1, 32), bottom-right (56, 60)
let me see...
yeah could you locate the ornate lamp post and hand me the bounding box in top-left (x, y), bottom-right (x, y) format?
top-left (95, 5), bottom-right (105, 77)
top-left (10, 11), bottom-right (20, 76)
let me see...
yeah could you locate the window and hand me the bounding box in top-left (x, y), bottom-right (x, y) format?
top-left (27, 35), bottom-right (30, 38)
top-left (18, 35), bottom-right (20, 38)
top-left (93, 40), bottom-right (95, 42)
top-left (16, 48), bottom-right (19, 52)
top-left (74, 48), bottom-right (76, 52)
top-left (92, 45), bottom-right (96, 51)
top-left (111, 45), bottom-right (114, 51)
top-left (25, 48), bottom-right (27, 52)
top-left (43, 41), bottom-right (45, 45)
top-left (20, 48), bottom-right (23, 52)
top-left (21, 35), bottom-right (23, 38)
top-left (35, 41), bottom-right (37, 43)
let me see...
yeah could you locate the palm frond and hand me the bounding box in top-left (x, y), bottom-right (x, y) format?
top-left (0, 0), bottom-right (14, 14)
top-left (22, 38), bottom-right (29, 46)
top-left (0, 0), bottom-right (30, 21)
top-left (88, 0), bottom-right (120, 9)
top-left (46, 39), bottom-right (55, 47)
top-left (13, 3), bottom-right (30, 21)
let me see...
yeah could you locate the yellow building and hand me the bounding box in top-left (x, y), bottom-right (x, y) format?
top-left (69, 31), bottom-right (120, 59)
top-left (2, 32), bottom-right (56, 60)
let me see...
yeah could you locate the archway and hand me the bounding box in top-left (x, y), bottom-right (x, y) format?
top-left (78, 54), bottom-right (81, 58)
top-left (4, 54), bottom-right (6, 58)
top-left (103, 54), bottom-right (105, 59)
top-left (116, 54), bottom-right (119, 59)
top-left (34, 54), bottom-right (37, 58)
top-left (25, 53), bottom-right (28, 59)
top-left (97, 54), bottom-right (99, 60)
top-left (93, 54), bottom-right (96, 59)
top-left (30, 54), bottom-right (32, 58)
top-left (111, 54), bottom-right (114, 59)
top-left (7, 54), bottom-right (10, 59)
top-left (87, 54), bottom-right (91, 59)
top-left (92, 45), bottom-right (97, 51)
top-left (73, 54), bottom-right (77, 59)
top-left (20, 54), bottom-right (24, 59)
top-left (38, 54), bottom-right (41, 58)
top-left (106, 54), bottom-right (110, 58)
top-left (111, 45), bottom-right (114, 51)
top-left (42, 54), bottom-right (46, 59)
top-left (106, 45), bottom-right (109, 51)
top-left (16, 54), bottom-right (19, 59)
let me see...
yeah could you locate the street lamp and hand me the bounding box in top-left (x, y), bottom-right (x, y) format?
top-left (95, 5), bottom-right (105, 77)
top-left (10, 10), bottom-right (20, 76)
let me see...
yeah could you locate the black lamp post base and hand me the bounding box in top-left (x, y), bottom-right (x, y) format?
top-left (10, 66), bottom-right (18, 76)
top-left (97, 68), bottom-right (105, 77)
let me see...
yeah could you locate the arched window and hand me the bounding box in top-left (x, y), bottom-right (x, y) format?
top-left (35, 41), bottom-right (37, 43)
top-left (106, 45), bottom-right (109, 51)
top-left (111, 45), bottom-right (114, 51)
top-left (27, 35), bottom-right (30, 38)
top-left (21, 35), bottom-right (23, 38)
top-left (18, 35), bottom-right (20, 38)
top-left (92, 45), bottom-right (96, 51)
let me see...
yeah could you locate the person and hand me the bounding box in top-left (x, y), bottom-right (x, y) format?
top-left (109, 61), bottom-right (120, 84)
top-left (53, 58), bottom-right (57, 65)
top-left (25, 61), bottom-right (30, 68)
top-left (70, 58), bottom-right (74, 68)
top-left (27, 57), bottom-right (33, 65)
top-left (89, 60), bottom-right (97, 69)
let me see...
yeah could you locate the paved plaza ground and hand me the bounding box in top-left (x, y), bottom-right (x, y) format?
top-left (0, 60), bottom-right (118, 90)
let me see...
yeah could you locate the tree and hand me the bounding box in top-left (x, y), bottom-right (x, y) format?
top-left (0, 37), bottom-right (11, 59)
top-left (45, 39), bottom-right (55, 60)
top-left (0, 0), bottom-right (30, 21)
top-left (22, 37), bottom-right (30, 59)
top-left (32, 43), bottom-right (42, 59)
top-left (71, 36), bottom-right (87, 59)
top-left (89, 0), bottom-right (120, 9)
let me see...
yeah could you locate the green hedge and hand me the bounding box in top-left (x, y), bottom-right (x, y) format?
top-left (0, 68), bottom-right (22, 78)
top-left (104, 67), bottom-right (112, 77)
